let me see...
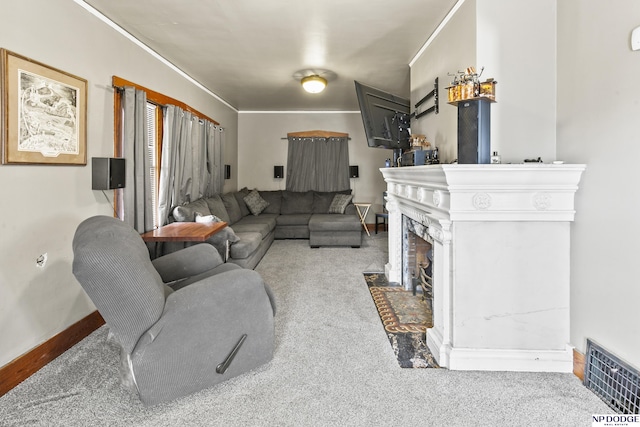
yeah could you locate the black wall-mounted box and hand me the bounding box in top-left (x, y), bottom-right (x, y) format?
top-left (457, 99), bottom-right (491, 164)
top-left (92, 157), bottom-right (126, 190)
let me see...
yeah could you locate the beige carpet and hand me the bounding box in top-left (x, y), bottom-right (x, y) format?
top-left (0, 234), bottom-right (611, 426)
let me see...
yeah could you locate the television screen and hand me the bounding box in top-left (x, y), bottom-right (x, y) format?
top-left (354, 81), bottom-right (411, 149)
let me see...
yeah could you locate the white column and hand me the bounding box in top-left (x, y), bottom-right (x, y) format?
top-left (426, 220), bottom-right (453, 367)
top-left (384, 196), bottom-right (402, 284)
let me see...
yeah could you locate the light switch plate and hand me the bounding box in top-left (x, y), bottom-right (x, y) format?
top-left (632, 26), bottom-right (640, 51)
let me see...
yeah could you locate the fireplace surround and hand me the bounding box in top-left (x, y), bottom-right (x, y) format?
top-left (380, 164), bottom-right (585, 372)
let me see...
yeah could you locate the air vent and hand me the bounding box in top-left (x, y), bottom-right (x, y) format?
top-left (584, 339), bottom-right (640, 414)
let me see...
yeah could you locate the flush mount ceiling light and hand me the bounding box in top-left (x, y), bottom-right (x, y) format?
top-left (301, 75), bottom-right (327, 93)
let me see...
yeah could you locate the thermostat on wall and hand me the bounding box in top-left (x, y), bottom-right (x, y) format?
top-left (632, 26), bottom-right (640, 51)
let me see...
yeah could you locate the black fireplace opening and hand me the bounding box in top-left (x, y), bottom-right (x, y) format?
top-left (402, 215), bottom-right (434, 307)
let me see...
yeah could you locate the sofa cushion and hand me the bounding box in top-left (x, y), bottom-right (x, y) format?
top-left (328, 194), bottom-right (353, 214)
top-left (231, 221), bottom-right (273, 240)
top-left (233, 188), bottom-right (251, 217)
top-left (258, 191), bottom-right (282, 214)
top-left (229, 231), bottom-right (263, 259)
top-left (205, 195), bottom-right (231, 223)
top-left (244, 190), bottom-right (270, 216)
top-left (172, 198), bottom-right (211, 222)
top-left (235, 213), bottom-right (278, 229)
top-left (312, 190), bottom-right (352, 213)
top-left (276, 213), bottom-right (312, 226)
top-left (309, 214), bottom-right (362, 232)
top-left (281, 191), bottom-right (313, 215)
top-left (222, 192), bottom-right (243, 224)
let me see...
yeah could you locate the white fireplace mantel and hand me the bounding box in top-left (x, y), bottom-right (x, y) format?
top-left (380, 164), bottom-right (585, 372)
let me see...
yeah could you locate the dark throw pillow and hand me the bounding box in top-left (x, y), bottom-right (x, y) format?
top-left (243, 190), bottom-right (270, 216)
top-left (328, 193), bottom-right (353, 214)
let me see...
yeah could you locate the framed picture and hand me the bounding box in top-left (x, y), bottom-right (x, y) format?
top-left (1, 49), bottom-right (87, 165)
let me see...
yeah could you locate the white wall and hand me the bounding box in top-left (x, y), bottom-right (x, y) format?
top-left (0, 0), bottom-right (238, 367)
top-left (477, 0), bottom-right (557, 163)
top-left (411, 0), bottom-right (557, 164)
top-left (410, 0), bottom-right (476, 164)
top-left (237, 112), bottom-right (390, 222)
top-left (557, 0), bottom-right (640, 367)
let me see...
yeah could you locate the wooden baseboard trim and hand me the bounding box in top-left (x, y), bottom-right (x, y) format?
top-left (0, 310), bottom-right (104, 397)
top-left (573, 348), bottom-right (586, 382)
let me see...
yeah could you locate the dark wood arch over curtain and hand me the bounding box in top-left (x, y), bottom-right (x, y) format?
top-left (285, 130), bottom-right (350, 192)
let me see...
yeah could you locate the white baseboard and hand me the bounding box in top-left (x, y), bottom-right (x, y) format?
top-left (426, 327), bottom-right (449, 368)
top-left (447, 345), bottom-right (574, 372)
top-left (426, 328), bottom-right (573, 372)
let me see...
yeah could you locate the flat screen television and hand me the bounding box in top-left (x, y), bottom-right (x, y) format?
top-left (354, 81), bottom-right (411, 150)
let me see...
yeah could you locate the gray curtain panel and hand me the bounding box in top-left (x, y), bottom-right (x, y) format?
top-left (286, 136), bottom-right (350, 192)
top-left (204, 122), bottom-right (224, 198)
top-left (122, 87), bottom-right (154, 233)
top-left (158, 105), bottom-right (224, 226)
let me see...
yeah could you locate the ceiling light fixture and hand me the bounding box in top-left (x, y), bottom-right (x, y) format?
top-left (301, 75), bottom-right (327, 93)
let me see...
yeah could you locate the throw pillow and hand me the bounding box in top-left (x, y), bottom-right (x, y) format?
top-left (172, 198), bottom-right (211, 222)
top-left (195, 213), bottom-right (222, 223)
top-left (328, 193), bottom-right (353, 214)
top-left (243, 190), bottom-right (270, 216)
top-left (313, 190), bottom-right (352, 213)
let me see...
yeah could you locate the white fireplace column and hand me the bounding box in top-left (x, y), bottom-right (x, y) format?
top-left (384, 196), bottom-right (402, 284)
top-left (380, 164), bottom-right (586, 373)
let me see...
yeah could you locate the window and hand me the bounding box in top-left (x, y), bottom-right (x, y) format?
top-left (112, 76), bottom-right (221, 230)
top-left (146, 102), bottom-right (160, 228)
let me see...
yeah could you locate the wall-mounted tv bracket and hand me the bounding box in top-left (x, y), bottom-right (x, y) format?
top-left (412, 77), bottom-right (439, 119)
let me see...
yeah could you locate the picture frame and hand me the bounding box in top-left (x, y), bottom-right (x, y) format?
top-left (1, 49), bottom-right (87, 165)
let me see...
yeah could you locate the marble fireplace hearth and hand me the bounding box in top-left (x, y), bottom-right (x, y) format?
top-left (380, 164), bottom-right (585, 372)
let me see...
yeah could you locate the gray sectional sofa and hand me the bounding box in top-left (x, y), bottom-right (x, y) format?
top-left (171, 188), bottom-right (362, 269)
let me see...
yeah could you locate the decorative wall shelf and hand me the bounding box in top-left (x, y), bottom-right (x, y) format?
top-left (446, 79), bottom-right (497, 106)
top-left (447, 96), bottom-right (496, 106)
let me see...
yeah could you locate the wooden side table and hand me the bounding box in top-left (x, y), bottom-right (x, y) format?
top-left (140, 221), bottom-right (228, 258)
top-left (353, 203), bottom-right (372, 237)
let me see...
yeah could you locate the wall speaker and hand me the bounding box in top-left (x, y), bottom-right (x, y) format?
top-left (92, 157), bottom-right (125, 190)
top-left (224, 164), bottom-right (231, 179)
top-left (457, 99), bottom-right (491, 164)
top-left (274, 165), bottom-right (284, 179)
top-left (349, 165), bottom-right (359, 178)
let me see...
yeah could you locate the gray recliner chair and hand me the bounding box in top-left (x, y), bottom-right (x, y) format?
top-left (72, 215), bottom-right (276, 406)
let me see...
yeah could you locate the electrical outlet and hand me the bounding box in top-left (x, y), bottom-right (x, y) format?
top-left (36, 253), bottom-right (48, 268)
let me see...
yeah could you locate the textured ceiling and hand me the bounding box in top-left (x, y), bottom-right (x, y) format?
top-left (82, 0), bottom-right (458, 111)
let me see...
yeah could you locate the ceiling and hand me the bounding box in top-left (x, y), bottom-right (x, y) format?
top-left (81, 0), bottom-right (458, 112)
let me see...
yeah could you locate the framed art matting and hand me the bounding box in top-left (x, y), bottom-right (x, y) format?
top-left (1, 49), bottom-right (87, 165)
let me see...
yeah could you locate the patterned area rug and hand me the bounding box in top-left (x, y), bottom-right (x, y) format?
top-left (364, 273), bottom-right (439, 368)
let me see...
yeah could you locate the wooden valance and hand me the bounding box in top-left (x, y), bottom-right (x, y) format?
top-left (112, 76), bottom-right (220, 125)
top-left (286, 130), bottom-right (349, 139)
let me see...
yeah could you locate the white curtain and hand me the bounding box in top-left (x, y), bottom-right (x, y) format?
top-left (122, 87), bottom-right (153, 233)
top-left (157, 105), bottom-right (223, 226)
top-left (286, 136), bottom-right (350, 192)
